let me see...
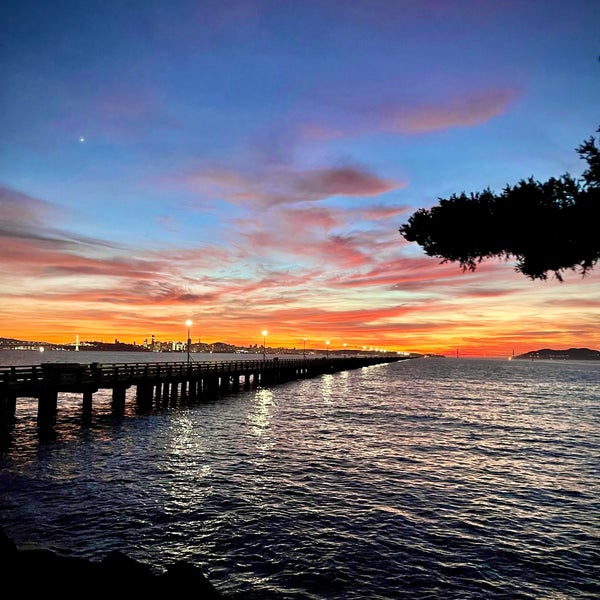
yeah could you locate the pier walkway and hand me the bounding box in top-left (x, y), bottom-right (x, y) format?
top-left (0, 355), bottom-right (404, 437)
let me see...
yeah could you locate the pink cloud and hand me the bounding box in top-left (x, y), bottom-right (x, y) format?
top-left (350, 204), bottom-right (410, 221)
top-left (381, 88), bottom-right (519, 134)
top-left (0, 186), bottom-right (238, 307)
top-left (322, 252), bottom-right (521, 293)
top-left (238, 223), bottom-right (366, 267)
top-left (292, 166), bottom-right (396, 198)
top-left (0, 236), bottom-right (160, 281)
top-left (187, 163), bottom-right (400, 207)
top-left (289, 85), bottom-right (520, 144)
top-left (277, 205), bottom-right (340, 231)
top-left (42, 281), bottom-right (223, 307)
top-left (229, 203), bottom-right (378, 271)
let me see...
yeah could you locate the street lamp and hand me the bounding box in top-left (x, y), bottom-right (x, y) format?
top-left (326, 339), bottom-right (330, 359)
top-left (303, 337), bottom-right (306, 360)
top-left (185, 319), bottom-right (192, 366)
top-left (262, 330), bottom-right (268, 361)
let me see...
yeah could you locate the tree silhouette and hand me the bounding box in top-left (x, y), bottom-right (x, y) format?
top-left (399, 127), bottom-right (600, 281)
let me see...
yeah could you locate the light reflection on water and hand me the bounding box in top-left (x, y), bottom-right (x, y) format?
top-left (249, 387), bottom-right (276, 447)
top-left (0, 356), bottom-right (599, 599)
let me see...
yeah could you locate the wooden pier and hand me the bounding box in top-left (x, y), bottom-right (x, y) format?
top-left (0, 355), bottom-right (404, 438)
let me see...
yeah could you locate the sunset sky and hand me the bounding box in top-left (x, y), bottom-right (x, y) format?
top-left (1, 0), bottom-right (599, 357)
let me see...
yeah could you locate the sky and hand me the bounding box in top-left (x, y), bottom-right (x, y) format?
top-left (1, 0), bottom-right (599, 357)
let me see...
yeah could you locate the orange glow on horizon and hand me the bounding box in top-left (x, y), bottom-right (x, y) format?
top-left (4, 310), bottom-right (598, 359)
top-left (2, 247), bottom-right (598, 359)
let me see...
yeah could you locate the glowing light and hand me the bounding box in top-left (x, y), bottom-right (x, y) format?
top-left (185, 320), bottom-right (192, 365)
top-left (262, 330), bottom-right (268, 361)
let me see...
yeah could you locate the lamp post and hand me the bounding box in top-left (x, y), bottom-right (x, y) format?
top-left (303, 337), bottom-right (306, 360)
top-left (326, 339), bottom-right (330, 359)
top-left (262, 330), bottom-right (268, 361)
top-left (185, 319), bottom-right (192, 366)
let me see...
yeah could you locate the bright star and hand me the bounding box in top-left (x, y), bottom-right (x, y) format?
top-left (79, 137), bottom-right (85, 142)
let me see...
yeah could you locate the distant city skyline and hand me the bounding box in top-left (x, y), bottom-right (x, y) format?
top-left (1, 1), bottom-right (599, 357)
top-left (0, 334), bottom-right (409, 356)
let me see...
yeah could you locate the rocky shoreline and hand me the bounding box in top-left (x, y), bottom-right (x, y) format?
top-left (0, 526), bottom-right (225, 598)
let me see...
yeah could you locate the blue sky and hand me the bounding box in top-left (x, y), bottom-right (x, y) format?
top-left (1, 0), bottom-right (599, 355)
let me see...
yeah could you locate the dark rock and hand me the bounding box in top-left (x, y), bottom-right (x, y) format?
top-left (0, 527), bottom-right (224, 598)
top-left (0, 526), bottom-right (17, 554)
top-left (101, 549), bottom-right (155, 579)
top-left (160, 559), bottom-right (224, 595)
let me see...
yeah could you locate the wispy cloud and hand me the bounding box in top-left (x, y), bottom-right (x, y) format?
top-left (0, 186), bottom-right (229, 298)
top-left (187, 163), bottom-right (401, 207)
top-left (381, 88), bottom-right (519, 134)
top-left (295, 87), bottom-right (520, 142)
top-left (0, 186), bottom-right (118, 249)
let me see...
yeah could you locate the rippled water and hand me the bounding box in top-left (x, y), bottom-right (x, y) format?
top-left (1, 354), bottom-right (599, 599)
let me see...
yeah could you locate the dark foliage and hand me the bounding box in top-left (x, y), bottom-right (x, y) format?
top-left (399, 127), bottom-right (600, 280)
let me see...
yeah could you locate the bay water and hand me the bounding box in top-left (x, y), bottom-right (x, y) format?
top-left (0, 350), bottom-right (598, 599)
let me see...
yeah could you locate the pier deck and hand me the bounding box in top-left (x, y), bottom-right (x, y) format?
top-left (0, 355), bottom-right (404, 438)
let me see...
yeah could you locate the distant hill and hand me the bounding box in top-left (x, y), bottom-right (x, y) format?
top-left (515, 347), bottom-right (600, 360)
